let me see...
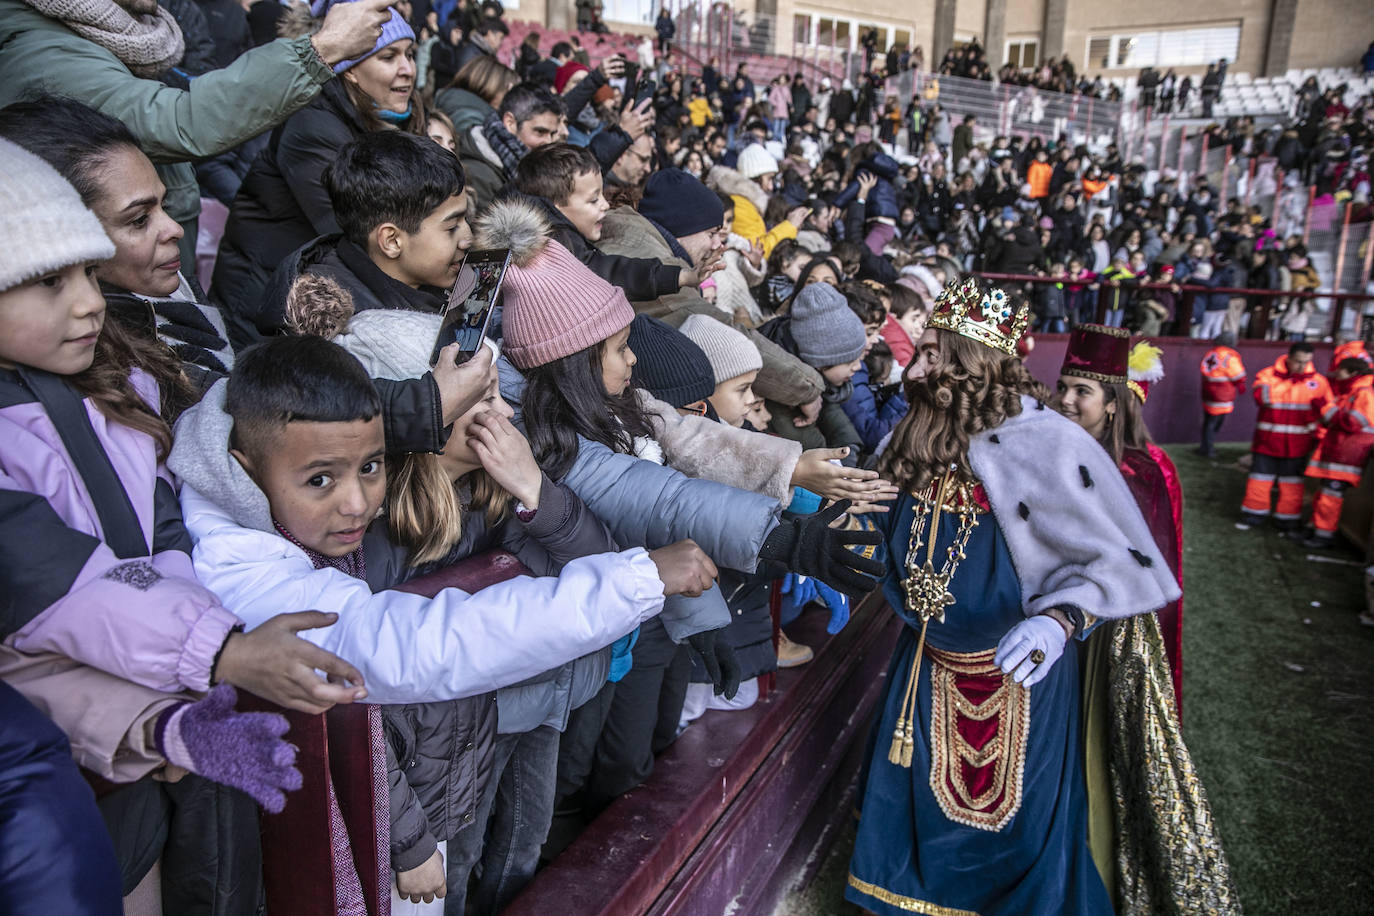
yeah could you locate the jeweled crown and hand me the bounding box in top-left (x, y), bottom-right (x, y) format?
top-left (927, 277), bottom-right (1030, 356)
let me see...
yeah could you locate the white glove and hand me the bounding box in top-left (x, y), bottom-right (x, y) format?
top-left (994, 615), bottom-right (1068, 688)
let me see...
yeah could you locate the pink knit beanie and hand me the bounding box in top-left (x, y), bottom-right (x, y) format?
top-left (474, 199), bottom-right (635, 369)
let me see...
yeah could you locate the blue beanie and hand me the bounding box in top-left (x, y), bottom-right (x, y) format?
top-left (790, 283), bottom-right (867, 368)
top-left (638, 170), bottom-right (725, 240)
top-left (332, 7), bottom-right (416, 74)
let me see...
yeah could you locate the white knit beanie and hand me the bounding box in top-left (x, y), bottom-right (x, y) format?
top-left (0, 138), bottom-right (114, 293)
top-left (679, 313), bottom-right (761, 384)
top-left (737, 144), bottom-right (778, 180)
top-left (334, 309), bottom-right (500, 379)
top-left (333, 310), bottom-right (441, 379)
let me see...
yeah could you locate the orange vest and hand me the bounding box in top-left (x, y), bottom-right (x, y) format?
top-left (1199, 346), bottom-right (1246, 415)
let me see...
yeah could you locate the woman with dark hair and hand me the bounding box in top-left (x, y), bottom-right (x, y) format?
top-left (776, 254), bottom-right (841, 314)
top-left (0, 98), bottom-right (234, 390)
top-left (212, 4), bottom-right (424, 347)
top-left (1051, 326), bottom-right (1238, 913)
top-left (847, 279), bottom-right (1203, 915)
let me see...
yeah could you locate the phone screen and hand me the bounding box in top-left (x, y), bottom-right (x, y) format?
top-left (429, 248), bottom-right (512, 367)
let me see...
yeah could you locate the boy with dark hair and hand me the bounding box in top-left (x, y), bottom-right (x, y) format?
top-left (168, 334), bottom-right (692, 908)
top-left (269, 130), bottom-right (490, 454)
top-left (512, 142), bottom-right (691, 298)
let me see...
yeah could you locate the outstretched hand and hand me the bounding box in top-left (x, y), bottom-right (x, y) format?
top-left (215, 611), bottom-right (367, 714)
top-left (757, 500), bottom-right (886, 600)
top-left (790, 448), bottom-right (899, 512)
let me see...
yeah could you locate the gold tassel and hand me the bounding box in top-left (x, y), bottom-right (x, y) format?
top-left (888, 619), bottom-right (929, 769)
top-left (888, 723), bottom-right (906, 766)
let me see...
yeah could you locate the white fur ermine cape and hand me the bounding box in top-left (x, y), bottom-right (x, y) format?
top-left (968, 396), bottom-right (1181, 621)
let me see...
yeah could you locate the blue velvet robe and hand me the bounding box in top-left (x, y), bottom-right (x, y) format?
top-left (845, 491), bottom-right (1112, 916)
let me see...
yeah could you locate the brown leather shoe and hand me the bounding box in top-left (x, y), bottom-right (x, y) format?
top-left (777, 631), bottom-right (814, 668)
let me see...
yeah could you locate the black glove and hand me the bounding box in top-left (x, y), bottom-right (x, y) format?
top-left (757, 499), bottom-right (886, 601)
top-left (686, 629), bottom-right (742, 700)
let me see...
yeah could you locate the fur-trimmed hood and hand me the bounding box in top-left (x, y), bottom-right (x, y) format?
top-left (706, 164), bottom-right (769, 213)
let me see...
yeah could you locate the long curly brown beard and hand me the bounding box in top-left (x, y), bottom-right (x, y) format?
top-left (879, 330), bottom-right (1051, 493)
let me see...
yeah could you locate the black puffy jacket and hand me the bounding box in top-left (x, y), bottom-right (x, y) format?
top-left (212, 80), bottom-right (372, 349)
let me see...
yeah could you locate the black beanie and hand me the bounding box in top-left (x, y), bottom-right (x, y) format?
top-left (627, 314), bottom-right (715, 408)
top-left (638, 169), bottom-right (725, 239)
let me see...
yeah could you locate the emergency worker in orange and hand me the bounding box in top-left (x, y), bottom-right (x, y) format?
top-left (1329, 333), bottom-right (1371, 374)
top-left (1198, 331), bottom-right (1246, 458)
top-left (1239, 341), bottom-right (1331, 531)
top-left (1303, 357), bottom-right (1374, 548)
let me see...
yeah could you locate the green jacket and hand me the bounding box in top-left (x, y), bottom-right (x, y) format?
top-left (0, 0), bottom-right (333, 223)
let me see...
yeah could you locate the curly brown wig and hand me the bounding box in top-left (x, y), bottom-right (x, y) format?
top-left (879, 329), bottom-right (1050, 492)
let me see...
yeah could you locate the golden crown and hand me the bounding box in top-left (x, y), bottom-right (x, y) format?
top-left (927, 277), bottom-right (1030, 356)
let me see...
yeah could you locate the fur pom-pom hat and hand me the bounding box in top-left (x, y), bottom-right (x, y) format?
top-left (475, 198), bottom-right (634, 369)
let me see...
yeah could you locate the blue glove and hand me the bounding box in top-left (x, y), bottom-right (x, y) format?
top-left (779, 574), bottom-right (851, 634)
top-left (993, 615), bottom-right (1068, 687)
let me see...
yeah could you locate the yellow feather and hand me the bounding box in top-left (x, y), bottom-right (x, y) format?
top-left (1128, 341), bottom-right (1165, 382)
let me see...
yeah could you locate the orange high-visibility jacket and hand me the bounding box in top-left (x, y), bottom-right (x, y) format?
top-left (1026, 160), bottom-right (1052, 199)
top-left (1330, 340), bottom-right (1372, 373)
top-left (1200, 346), bottom-right (1246, 415)
top-left (1308, 374), bottom-right (1374, 484)
top-left (1251, 355), bottom-right (1332, 458)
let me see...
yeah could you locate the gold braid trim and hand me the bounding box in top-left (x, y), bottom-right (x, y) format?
top-left (847, 874), bottom-right (980, 915)
top-left (927, 650), bottom-right (1029, 831)
top-left (1061, 367), bottom-right (1128, 385)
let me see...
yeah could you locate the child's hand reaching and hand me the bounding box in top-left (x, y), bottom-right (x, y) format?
top-left (790, 448), bottom-right (900, 511)
top-left (396, 848), bottom-right (447, 904)
top-left (433, 344), bottom-right (496, 427)
top-left (468, 411), bottom-right (544, 510)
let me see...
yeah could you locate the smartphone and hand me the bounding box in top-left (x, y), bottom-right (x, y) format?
top-left (620, 61), bottom-right (640, 110)
top-left (429, 248), bottom-right (512, 367)
top-left (635, 77), bottom-right (657, 106)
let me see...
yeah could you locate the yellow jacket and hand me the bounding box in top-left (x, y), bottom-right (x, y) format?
top-left (688, 96), bottom-right (712, 127)
top-left (730, 193), bottom-right (796, 258)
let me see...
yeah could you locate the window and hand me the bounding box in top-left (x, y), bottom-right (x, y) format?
top-left (793, 14), bottom-right (812, 45)
top-left (1085, 24), bottom-right (1240, 70)
top-left (1087, 37), bottom-right (1111, 69)
top-left (893, 29), bottom-right (911, 51)
top-left (1005, 39), bottom-right (1039, 69)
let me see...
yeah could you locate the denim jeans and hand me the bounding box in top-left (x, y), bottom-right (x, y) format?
top-left (1042, 317), bottom-right (1068, 334)
top-left (444, 726), bottom-right (560, 916)
top-left (1104, 307), bottom-right (1124, 328)
top-left (771, 117), bottom-right (788, 140)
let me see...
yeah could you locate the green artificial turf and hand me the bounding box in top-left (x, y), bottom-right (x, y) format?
top-left (783, 444), bottom-right (1374, 916)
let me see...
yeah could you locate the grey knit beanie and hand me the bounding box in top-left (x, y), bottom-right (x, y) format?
top-left (679, 313), bottom-right (762, 384)
top-left (790, 283), bottom-right (867, 368)
top-left (0, 138), bottom-right (114, 293)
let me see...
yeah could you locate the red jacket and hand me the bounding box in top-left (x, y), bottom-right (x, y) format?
top-left (1251, 355), bottom-right (1331, 458)
top-left (1200, 346), bottom-right (1246, 415)
top-left (1308, 374), bottom-right (1374, 484)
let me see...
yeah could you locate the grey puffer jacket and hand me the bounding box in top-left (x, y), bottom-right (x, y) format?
top-left (385, 471), bottom-right (618, 870)
top-left (499, 358), bottom-right (783, 641)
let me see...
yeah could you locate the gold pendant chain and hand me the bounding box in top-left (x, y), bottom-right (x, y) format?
top-left (889, 469), bottom-right (981, 768)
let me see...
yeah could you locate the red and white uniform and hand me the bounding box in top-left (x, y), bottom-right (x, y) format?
top-left (1199, 346), bottom-right (1245, 416)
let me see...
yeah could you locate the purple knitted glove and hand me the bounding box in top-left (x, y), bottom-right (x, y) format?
top-left (155, 684), bottom-right (302, 813)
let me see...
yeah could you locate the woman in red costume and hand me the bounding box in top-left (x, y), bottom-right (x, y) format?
top-left (1052, 324), bottom-right (1237, 914)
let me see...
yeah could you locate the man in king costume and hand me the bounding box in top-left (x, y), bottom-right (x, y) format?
top-left (846, 278), bottom-right (1182, 916)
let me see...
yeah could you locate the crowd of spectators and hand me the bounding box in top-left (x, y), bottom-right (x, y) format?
top-left (1, 0), bottom-right (1373, 911)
